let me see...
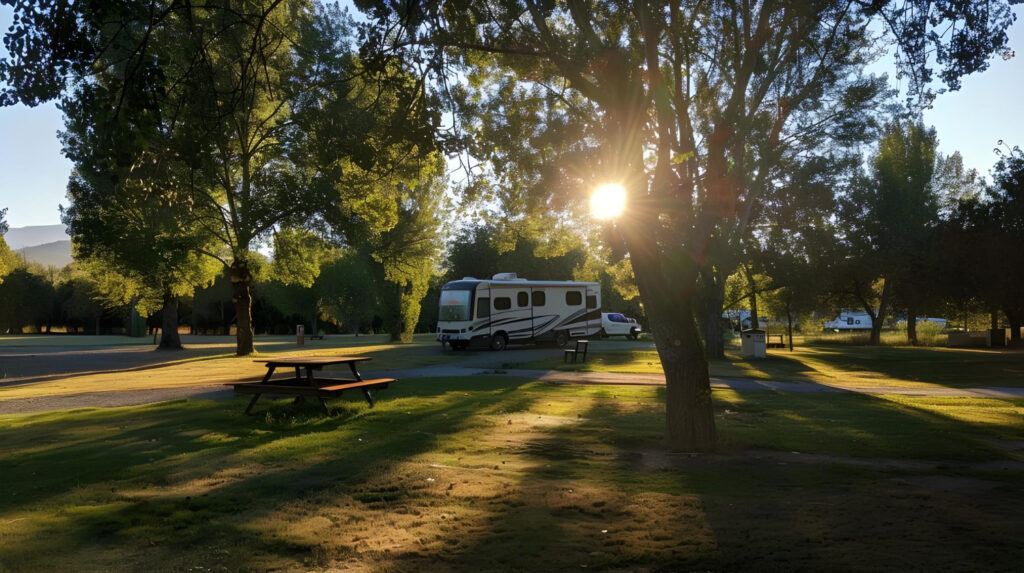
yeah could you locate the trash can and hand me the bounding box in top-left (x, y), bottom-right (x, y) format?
top-left (989, 328), bottom-right (1007, 347)
top-left (741, 329), bottom-right (766, 359)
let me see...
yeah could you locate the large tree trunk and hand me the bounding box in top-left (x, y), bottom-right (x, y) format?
top-left (1006, 306), bottom-right (1022, 343)
top-left (389, 282), bottom-right (404, 342)
top-left (749, 290), bottom-right (759, 330)
top-left (868, 280), bottom-right (892, 345)
top-left (699, 271), bottom-right (727, 359)
top-left (622, 191), bottom-right (716, 452)
top-left (230, 260), bottom-right (254, 356)
top-left (786, 302), bottom-right (794, 352)
top-left (906, 304), bottom-right (918, 345)
top-left (158, 295), bottom-right (184, 350)
top-left (602, 44), bottom-right (715, 451)
top-left (191, 287), bottom-right (198, 335)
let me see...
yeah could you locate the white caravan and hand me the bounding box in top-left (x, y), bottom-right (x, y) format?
top-left (436, 273), bottom-right (602, 350)
top-left (823, 310), bottom-right (874, 331)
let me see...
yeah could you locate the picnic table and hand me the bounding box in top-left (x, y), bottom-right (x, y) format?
top-left (228, 356), bottom-right (396, 415)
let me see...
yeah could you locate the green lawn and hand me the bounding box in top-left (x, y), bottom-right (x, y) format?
top-left (1, 377), bottom-right (1021, 571)
top-left (507, 343), bottom-right (1024, 388)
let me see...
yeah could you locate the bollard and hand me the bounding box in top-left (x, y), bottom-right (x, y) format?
top-left (296, 324), bottom-right (305, 346)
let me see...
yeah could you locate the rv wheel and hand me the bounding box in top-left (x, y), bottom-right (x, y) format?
top-left (554, 330), bottom-right (570, 348)
top-left (490, 333), bottom-right (508, 351)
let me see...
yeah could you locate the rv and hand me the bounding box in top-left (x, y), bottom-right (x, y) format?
top-left (436, 273), bottom-right (601, 350)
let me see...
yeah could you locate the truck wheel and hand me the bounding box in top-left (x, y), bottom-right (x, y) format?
top-left (490, 333), bottom-right (508, 351)
top-left (554, 330), bottom-right (570, 348)
top-left (629, 328), bottom-right (639, 340)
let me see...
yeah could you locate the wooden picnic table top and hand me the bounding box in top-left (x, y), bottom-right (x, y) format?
top-left (253, 356), bottom-right (372, 367)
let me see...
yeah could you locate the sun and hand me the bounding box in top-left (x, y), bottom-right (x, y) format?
top-left (590, 183), bottom-right (626, 220)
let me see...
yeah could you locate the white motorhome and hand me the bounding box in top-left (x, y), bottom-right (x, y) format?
top-left (436, 273), bottom-right (601, 350)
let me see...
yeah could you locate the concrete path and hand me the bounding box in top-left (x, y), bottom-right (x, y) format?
top-left (2, 344), bottom-right (1022, 415)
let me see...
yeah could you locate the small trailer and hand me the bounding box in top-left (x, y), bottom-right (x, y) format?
top-left (436, 273), bottom-right (601, 350)
top-left (823, 310), bottom-right (874, 331)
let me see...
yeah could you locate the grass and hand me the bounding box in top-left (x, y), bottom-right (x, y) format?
top-left (1, 376), bottom-right (1021, 571)
top-left (0, 334), bottom-right (459, 401)
top-left (507, 343), bottom-right (1024, 388)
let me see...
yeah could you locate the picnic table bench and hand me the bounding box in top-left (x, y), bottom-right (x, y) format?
top-left (766, 334), bottom-right (786, 348)
top-left (228, 356), bottom-right (396, 416)
top-left (563, 339), bottom-right (590, 364)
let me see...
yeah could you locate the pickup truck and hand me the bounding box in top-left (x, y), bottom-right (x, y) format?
top-left (601, 312), bottom-right (642, 339)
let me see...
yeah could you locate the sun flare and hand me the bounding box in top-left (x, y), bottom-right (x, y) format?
top-left (590, 183), bottom-right (626, 220)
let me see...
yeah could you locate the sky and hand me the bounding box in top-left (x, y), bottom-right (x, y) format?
top-left (1, 5), bottom-right (1022, 229)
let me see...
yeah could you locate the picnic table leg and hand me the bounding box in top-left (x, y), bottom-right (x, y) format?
top-left (262, 365), bottom-right (277, 383)
top-left (305, 366), bottom-right (331, 415)
top-left (246, 364), bottom-right (277, 415)
top-left (347, 362), bottom-right (363, 381)
top-left (361, 389), bottom-right (375, 408)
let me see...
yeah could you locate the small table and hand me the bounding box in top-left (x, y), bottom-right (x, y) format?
top-left (230, 356), bottom-right (396, 415)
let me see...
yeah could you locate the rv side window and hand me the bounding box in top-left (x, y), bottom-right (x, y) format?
top-left (855, 319), bottom-right (861, 325)
top-left (494, 297), bottom-right (511, 310)
top-left (586, 295), bottom-right (597, 309)
top-left (566, 291), bottom-right (582, 306)
top-left (847, 317), bottom-right (854, 325)
top-left (533, 291), bottom-right (546, 306)
top-left (517, 292), bottom-right (529, 307)
top-left (477, 298), bottom-right (490, 318)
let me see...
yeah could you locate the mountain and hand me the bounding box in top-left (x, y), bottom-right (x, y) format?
top-left (17, 240), bottom-right (73, 268)
top-left (4, 224), bottom-right (68, 250)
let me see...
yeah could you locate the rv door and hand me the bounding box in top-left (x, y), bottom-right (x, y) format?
top-left (530, 288), bottom-right (550, 338)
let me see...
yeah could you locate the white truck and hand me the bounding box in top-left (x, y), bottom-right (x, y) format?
top-left (600, 312), bottom-right (642, 339)
top-left (436, 273), bottom-right (602, 350)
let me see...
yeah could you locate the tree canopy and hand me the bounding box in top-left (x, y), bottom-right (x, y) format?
top-left (356, 0), bottom-right (1020, 450)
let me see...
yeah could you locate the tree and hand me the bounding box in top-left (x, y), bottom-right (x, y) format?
top-left (14, 1), bottom-right (437, 355)
top-left (371, 169), bottom-right (446, 342)
top-left (0, 267), bottom-right (56, 333)
top-left (55, 268), bottom-right (106, 335)
top-left (60, 67), bottom-right (220, 349)
top-left (317, 250), bottom-right (380, 334)
top-left (839, 119), bottom-right (939, 344)
top-left (359, 0), bottom-right (1017, 449)
top-left (0, 208), bottom-right (16, 282)
top-left (988, 144), bottom-right (1024, 341)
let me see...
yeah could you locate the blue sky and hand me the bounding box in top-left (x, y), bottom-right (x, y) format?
top-left (1, 5), bottom-right (1022, 228)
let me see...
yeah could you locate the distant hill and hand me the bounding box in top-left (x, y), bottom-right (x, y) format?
top-left (4, 224), bottom-right (68, 250)
top-left (16, 240), bottom-right (73, 268)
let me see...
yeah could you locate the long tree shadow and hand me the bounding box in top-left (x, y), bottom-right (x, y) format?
top-left (406, 385), bottom-right (1023, 571)
top-left (785, 344), bottom-right (1024, 388)
top-left (0, 376), bottom-right (541, 570)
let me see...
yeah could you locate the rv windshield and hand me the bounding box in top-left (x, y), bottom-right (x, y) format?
top-left (439, 290), bottom-right (472, 321)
